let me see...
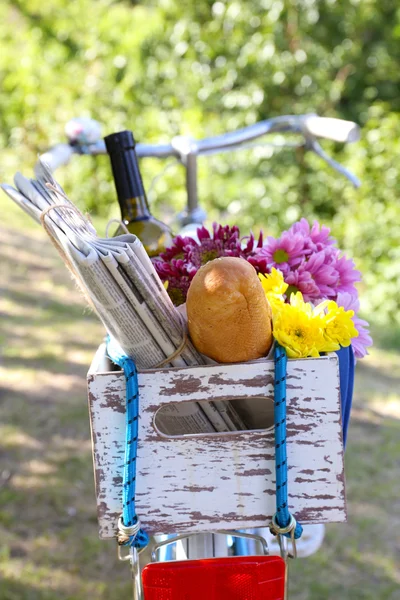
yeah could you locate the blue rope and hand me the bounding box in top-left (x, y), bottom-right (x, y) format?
top-left (106, 336), bottom-right (149, 551)
top-left (273, 343), bottom-right (303, 540)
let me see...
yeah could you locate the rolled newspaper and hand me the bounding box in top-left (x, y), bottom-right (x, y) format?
top-left (1, 162), bottom-right (248, 435)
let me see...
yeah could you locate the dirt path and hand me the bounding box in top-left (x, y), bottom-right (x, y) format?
top-left (0, 223), bottom-right (399, 600)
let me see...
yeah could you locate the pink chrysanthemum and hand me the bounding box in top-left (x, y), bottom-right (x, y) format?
top-left (350, 317), bottom-right (373, 359)
top-left (251, 231), bottom-right (308, 275)
top-left (254, 219), bottom-right (362, 302)
top-left (333, 254), bottom-right (362, 296)
top-left (299, 251), bottom-right (339, 298)
top-left (289, 218), bottom-right (335, 252)
top-left (284, 268), bottom-right (321, 301)
top-left (336, 291), bottom-right (360, 313)
top-left (336, 292), bottom-right (372, 358)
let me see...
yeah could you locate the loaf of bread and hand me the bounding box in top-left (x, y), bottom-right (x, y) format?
top-left (186, 257), bottom-right (273, 363)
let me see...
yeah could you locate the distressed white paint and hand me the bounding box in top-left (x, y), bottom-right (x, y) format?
top-left (87, 344), bottom-right (346, 538)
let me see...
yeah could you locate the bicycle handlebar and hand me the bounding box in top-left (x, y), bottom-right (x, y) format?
top-left (301, 116), bottom-right (359, 144)
top-left (37, 114), bottom-right (361, 227)
top-left (40, 114), bottom-right (360, 162)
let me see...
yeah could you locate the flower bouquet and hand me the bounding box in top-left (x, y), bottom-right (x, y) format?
top-left (154, 219), bottom-right (372, 361)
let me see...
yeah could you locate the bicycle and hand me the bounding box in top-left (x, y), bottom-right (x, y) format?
top-left (38, 113), bottom-right (360, 568)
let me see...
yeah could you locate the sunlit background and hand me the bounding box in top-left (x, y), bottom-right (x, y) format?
top-left (0, 1), bottom-right (399, 599)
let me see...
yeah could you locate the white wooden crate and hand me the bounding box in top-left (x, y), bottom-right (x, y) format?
top-left (87, 344), bottom-right (346, 538)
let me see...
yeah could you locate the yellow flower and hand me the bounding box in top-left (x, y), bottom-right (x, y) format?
top-left (273, 292), bottom-right (326, 358)
top-left (271, 293), bottom-right (359, 358)
top-left (163, 280), bottom-right (169, 290)
top-left (259, 269), bottom-right (288, 315)
top-left (289, 290), bottom-right (314, 315)
top-left (259, 268), bottom-right (288, 296)
top-left (319, 300), bottom-right (359, 349)
top-left (267, 295), bottom-right (285, 314)
top-left (288, 295), bottom-right (342, 352)
top-left (273, 306), bottom-right (322, 358)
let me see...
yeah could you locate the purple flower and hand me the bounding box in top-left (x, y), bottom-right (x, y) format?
top-left (299, 251), bottom-right (339, 298)
top-left (197, 222), bottom-right (238, 243)
top-left (289, 218), bottom-right (335, 252)
top-left (159, 235), bottom-right (196, 262)
top-left (284, 269), bottom-right (321, 301)
top-left (336, 292), bottom-right (372, 358)
top-left (336, 291), bottom-right (360, 313)
top-left (247, 252), bottom-right (269, 274)
top-left (154, 259), bottom-right (196, 306)
top-left (155, 223), bottom-right (263, 305)
top-left (333, 254), bottom-right (362, 296)
top-left (185, 223), bottom-right (242, 268)
top-left (254, 218), bottom-right (363, 306)
top-left (252, 231), bottom-right (308, 275)
top-left (350, 316), bottom-right (373, 359)
top-left (241, 230), bottom-right (264, 254)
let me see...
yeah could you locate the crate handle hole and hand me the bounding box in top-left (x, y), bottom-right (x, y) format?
top-left (154, 396), bottom-right (274, 437)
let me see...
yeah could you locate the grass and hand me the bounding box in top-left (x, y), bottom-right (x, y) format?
top-left (1, 190), bottom-right (400, 599)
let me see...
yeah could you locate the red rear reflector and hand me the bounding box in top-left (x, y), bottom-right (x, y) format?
top-left (142, 555), bottom-right (286, 600)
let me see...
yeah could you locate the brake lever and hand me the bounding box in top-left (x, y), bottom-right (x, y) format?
top-left (305, 138), bottom-right (361, 188)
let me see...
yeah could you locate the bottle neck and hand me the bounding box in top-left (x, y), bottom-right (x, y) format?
top-left (119, 194), bottom-right (151, 223)
top-left (105, 130), bottom-right (152, 222)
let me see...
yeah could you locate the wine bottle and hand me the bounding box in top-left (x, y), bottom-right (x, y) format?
top-left (104, 130), bottom-right (173, 257)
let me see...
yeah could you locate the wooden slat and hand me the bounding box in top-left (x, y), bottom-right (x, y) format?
top-left (87, 346), bottom-right (346, 538)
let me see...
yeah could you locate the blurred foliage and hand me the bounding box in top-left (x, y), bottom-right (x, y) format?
top-left (0, 0), bottom-right (399, 324)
